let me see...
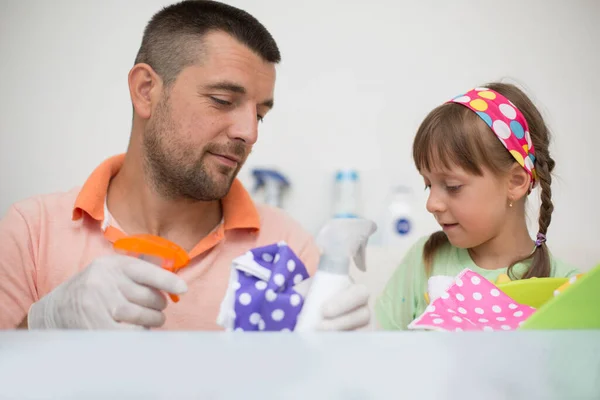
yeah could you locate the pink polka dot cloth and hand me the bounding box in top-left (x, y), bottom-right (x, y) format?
top-left (408, 269), bottom-right (536, 332)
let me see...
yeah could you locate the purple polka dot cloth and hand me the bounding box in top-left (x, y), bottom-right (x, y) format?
top-left (216, 241), bottom-right (310, 332)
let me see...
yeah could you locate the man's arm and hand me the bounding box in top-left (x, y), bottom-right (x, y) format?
top-left (0, 205), bottom-right (38, 329)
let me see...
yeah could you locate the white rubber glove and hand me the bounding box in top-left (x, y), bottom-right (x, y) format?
top-left (28, 255), bottom-right (188, 330)
top-left (294, 278), bottom-right (371, 331)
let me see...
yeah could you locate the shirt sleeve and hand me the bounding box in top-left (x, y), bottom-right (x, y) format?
top-left (0, 205), bottom-right (38, 329)
top-left (550, 255), bottom-right (581, 278)
top-left (375, 236), bottom-right (428, 330)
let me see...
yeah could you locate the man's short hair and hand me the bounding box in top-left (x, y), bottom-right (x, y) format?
top-left (134, 0), bottom-right (281, 86)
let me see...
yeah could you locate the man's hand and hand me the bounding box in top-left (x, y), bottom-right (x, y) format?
top-left (27, 255), bottom-right (187, 329)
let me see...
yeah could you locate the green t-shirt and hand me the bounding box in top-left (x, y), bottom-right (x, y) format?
top-left (375, 236), bottom-right (580, 330)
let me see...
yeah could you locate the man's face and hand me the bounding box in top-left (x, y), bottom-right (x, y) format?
top-left (143, 31), bottom-right (276, 201)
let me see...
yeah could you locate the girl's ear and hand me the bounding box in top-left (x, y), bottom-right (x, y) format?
top-left (507, 163), bottom-right (531, 201)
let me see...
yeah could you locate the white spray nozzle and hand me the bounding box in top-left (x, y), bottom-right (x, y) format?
top-left (315, 218), bottom-right (377, 273)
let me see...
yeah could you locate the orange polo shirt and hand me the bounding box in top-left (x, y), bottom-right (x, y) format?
top-left (0, 155), bottom-right (320, 329)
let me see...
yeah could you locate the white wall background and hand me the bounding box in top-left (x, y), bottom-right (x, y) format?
top-left (1, 0), bottom-right (599, 272)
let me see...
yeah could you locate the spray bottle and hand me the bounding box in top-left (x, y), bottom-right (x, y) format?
top-left (294, 218), bottom-right (377, 331)
top-left (251, 169), bottom-right (290, 208)
top-left (113, 234), bottom-right (189, 303)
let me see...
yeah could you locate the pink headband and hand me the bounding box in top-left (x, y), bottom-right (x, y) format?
top-left (448, 88), bottom-right (537, 187)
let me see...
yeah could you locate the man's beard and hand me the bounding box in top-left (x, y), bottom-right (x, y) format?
top-left (142, 96), bottom-right (246, 202)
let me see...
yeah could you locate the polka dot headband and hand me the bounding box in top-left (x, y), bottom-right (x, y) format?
top-left (449, 88), bottom-right (537, 187)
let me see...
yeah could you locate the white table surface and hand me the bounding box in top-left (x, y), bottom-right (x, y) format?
top-left (0, 331), bottom-right (599, 400)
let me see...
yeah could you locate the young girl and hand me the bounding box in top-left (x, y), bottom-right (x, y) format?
top-left (375, 82), bottom-right (579, 330)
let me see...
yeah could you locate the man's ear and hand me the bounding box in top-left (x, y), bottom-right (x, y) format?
top-left (507, 163), bottom-right (531, 201)
top-left (128, 63), bottom-right (163, 120)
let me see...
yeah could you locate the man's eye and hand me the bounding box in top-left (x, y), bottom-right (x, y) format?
top-left (210, 97), bottom-right (232, 106)
top-left (257, 114), bottom-right (264, 123)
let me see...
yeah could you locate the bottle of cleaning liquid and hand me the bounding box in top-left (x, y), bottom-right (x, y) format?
top-left (251, 169), bottom-right (290, 208)
top-left (381, 185), bottom-right (414, 246)
top-left (332, 169), bottom-right (361, 218)
top-left (294, 218), bottom-right (377, 331)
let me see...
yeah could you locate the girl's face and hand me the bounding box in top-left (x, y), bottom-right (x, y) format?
top-left (422, 164), bottom-right (510, 249)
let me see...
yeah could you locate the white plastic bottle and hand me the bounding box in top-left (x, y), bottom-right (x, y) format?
top-left (332, 169), bottom-right (360, 218)
top-left (381, 185), bottom-right (414, 246)
top-left (294, 218), bottom-right (377, 331)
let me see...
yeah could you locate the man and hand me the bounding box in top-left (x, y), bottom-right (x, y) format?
top-left (0, 0), bottom-right (370, 330)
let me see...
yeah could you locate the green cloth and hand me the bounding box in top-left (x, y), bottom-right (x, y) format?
top-left (375, 236), bottom-right (580, 330)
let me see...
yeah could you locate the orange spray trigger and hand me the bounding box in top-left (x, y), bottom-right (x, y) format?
top-left (114, 234), bottom-right (190, 303)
